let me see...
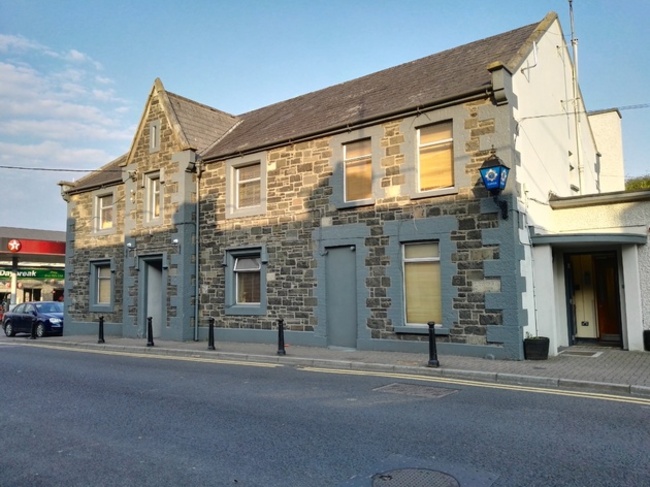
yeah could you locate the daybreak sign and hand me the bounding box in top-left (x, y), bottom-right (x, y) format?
top-left (0, 268), bottom-right (65, 280)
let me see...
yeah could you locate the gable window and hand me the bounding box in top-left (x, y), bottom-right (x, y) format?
top-left (403, 242), bottom-right (441, 325)
top-left (225, 246), bottom-right (267, 315)
top-left (89, 260), bottom-right (114, 312)
top-left (149, 120), bottom-right (161, 153)
top-left (236, 162), bottom-right (261, 209)
top-left (145, 172), bottom-right (162, 222)
top-left (417, 121), bottom-right (453, 192)
top-left (344, 139), bottom-right (372, 202)
top-left (95, 193), bottom-right (113, 231)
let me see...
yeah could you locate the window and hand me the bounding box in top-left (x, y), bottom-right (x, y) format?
top-left (226, 154), bottom-right (267, 219)
top-left (236, 162), bottom-right (261, 209)
top-left (234, 256), bottom-right (261, 304)
top-left (403, 242), bottom-right (441, 325)
top-left (344, 139), bottom-right (372, 202)
top-left (225, 247), bottom-right (267, 315)
top-left (146, 172), bottom-right (162, 222)
top-left (149, 120), bottom-right (161, 153)
top-left (96, 194), bottom-right (113, 231)
top-left (417, 122), bottom-right (453, 192)
top-left (90, 260), bottom-right (113, 311)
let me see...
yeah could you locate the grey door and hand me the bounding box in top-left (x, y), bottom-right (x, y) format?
top-left (144, 258), bottom-right (163, 338)
top-left (325, 246), bottom-right (357, 348)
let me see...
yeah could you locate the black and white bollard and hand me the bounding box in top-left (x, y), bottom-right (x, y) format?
top-left (277, 318), bottom-right (286, 356)
top-left (427, 321), bottom-right (440, 367)
top-left (98, 316), bottom-right (105, 344)
top-left (146, 317), bottom-right (154, 347)
top-left (208, 317), bottom-right (216, 351)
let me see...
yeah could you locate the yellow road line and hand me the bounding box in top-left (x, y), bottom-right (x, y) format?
top-left (300, 367), bottom-right (650, 406)
top-left (18, 343), bottom-right (282, 368)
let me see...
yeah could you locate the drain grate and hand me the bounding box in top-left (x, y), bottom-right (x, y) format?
top-left (372, 468), bottom-right (460, 486)
top-left (373, 383), bottom-right (458, 399)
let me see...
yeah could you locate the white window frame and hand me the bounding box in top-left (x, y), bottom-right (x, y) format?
top-left (402, 242), bottom-right (442, 326)
top-left (225, 246), bottom-right (268, 315)
top-left (226, 153), bottom-right (267, 219)
top-left (95, 193), bottom-right (114, 232)
top-left (417, 121), bottom-right (454, 193)
top-left (145, 171), bottom-right (162, 223)
top-left (343, 138), bottom-right (373, 203)
top-left (89, 260), bottom-right (114, 312)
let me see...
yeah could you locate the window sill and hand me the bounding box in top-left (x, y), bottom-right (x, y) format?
top-left (394, 325), bottom-right (449, 335)
top-left (336, 199), bottom-right (375, 210)
top-left (410, 187), bottom-right (458, 200)
top-left (225, 304), bottom-right (266, 316)
top-left (90, 304), bottom-right (113, 313)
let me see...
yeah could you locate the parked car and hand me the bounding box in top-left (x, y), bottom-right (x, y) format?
top-left (2, 301), bottom-right (64, 337)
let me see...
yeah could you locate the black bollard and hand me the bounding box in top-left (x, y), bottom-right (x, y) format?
top-left (30, 319), bottom-right (37, 340)
top-left (146, 317), bottom-right (154, 347)
top-left (427, 321), bottom-right (440, 367)
top-left (98, 316), bottom-right (105, 344)
top-left (208, 317), bottom-right (216, 351)
top-left (277, 318), bottom-right (286, 356)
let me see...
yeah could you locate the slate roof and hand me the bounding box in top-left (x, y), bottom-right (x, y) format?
top-left (202, 16), bottom-right (545, 160)
top-left (64, 154), bottom-right (126, 194)
top-left (167, 92), bottom-right (238, 152)
top-left (65, 13), bottom-right (551, 195)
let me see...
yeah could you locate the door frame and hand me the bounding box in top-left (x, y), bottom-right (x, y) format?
top-left (563, 250), bottom-right (623, 347)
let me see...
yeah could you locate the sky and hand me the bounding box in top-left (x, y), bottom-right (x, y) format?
top-left (1, 0), bottom-right (648, 231)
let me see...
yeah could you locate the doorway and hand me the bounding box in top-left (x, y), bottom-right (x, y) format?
top-left (141, 257), bottom-right (164, 338)
top-left (565, 252), bottom-right (622, 346)
top-left (325, 246), bottom-right (358, 349)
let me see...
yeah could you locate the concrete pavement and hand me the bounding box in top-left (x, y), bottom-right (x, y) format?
top-left (17, 334), bottom-right (650, 398)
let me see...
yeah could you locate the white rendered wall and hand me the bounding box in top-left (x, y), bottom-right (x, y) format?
top-left (588, 110), bottom-right (625, 192)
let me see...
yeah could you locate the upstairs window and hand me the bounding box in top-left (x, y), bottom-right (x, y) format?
top-left (344, 139), bottom-right (372, 202)
top-left (96, 193), bottom-right (113, 231)
top-left (417, 121), bottom-right (453, 192)
top-left (145, 172), bottom-right (162, 222)
top-left (403, 242), bottom-right (441, 325)
top-left (236, 162), bottom-right (261, 209)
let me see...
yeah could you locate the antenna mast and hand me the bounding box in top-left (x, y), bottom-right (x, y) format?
top-left (569, 0), bottom-right (583, 193)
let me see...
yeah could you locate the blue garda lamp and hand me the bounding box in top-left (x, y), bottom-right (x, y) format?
top-left (479, 150), bottom-right (510, 219)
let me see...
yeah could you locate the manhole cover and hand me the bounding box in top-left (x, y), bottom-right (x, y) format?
top-left (372, 468), bottom-right (460, 487)
top-left (374, 383), bottom-right (458, 399)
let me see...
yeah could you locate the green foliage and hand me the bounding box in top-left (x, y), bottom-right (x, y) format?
top-left (626, 175), bottom-right (650, 191)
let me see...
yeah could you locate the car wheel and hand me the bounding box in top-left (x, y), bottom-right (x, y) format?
top-left (4, 322), bottom-right (15, 337)
top-left (36, 323), bottom-right (46, 338)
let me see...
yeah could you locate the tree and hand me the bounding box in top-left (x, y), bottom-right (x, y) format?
top-left (626, 175), bottom-right (650, 191)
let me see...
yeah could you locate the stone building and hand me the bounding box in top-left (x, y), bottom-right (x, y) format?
top-left (60, 12), bottom-right (649, 360)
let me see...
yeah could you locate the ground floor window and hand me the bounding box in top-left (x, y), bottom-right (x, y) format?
top-left (225, 247), bottom-right (267, 316)
top-left (90, 260), bottom-right (114, 312)
top-left (403, 242), bottom-right (441, 325)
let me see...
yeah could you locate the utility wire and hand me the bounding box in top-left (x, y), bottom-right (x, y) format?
top-left (0, 165), bottom-right (122, 173)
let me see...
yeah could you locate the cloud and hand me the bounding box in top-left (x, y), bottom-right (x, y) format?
top-left (0, 34), bottom-right (133, 181)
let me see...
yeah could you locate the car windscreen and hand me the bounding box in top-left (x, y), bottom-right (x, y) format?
top-left (35, 302), bottom-right (63, 314)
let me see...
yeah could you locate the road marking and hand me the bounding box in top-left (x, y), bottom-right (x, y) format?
top-left (14, 343), bottom-right (282, 368)
top-left (299, 367), bottom-right (650, 406)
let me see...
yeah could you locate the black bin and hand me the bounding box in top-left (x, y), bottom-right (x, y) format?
top-left (644, 330), bottom-right (650, 352)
